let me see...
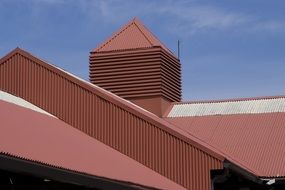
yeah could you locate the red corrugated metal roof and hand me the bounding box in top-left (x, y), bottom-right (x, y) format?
top-left (0, 99), bottom-right (186, 190)
top-left (0, 47), bottom-right (224, 162)
top-left (0, 48), bottom-right (226, 189)
top-left (92, 18), bottom-right (175, 57)
top-left (165, 112), bottom-right (285, 178)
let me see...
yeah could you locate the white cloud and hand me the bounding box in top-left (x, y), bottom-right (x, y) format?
top-left (251, 20), bottom-right (285, 33)
top-left (155, 3), bottom-right (253, 36)
top-left (12, 0), bottom-right (285, 36)
top-left (16, 0), bottom-right (66, 4)
top-left (74, 0), bottom-right (285, 36)
top-left (162, 5), bottom-right (249, 27)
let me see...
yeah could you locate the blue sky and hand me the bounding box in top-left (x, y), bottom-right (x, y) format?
top-left (1, 0), bottom-right (285, 100)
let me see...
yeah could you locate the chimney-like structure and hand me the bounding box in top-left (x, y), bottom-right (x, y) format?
top-left (89, 18), bottom-right (181, 117)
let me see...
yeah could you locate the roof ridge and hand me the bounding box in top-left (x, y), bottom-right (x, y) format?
top-left (92, 18), bottom-right (177, 58)
top-left (176, 95), bottom-right (285, 105)
top-left (133, 18), bottom-right (176, 56)
top-left (1, 47), bottom-right (224, 161)
top-left (0, 101), bottom-right (187, 190)
top-left (166, 119), bottom-right (259, 176)
top-left (94, 19), bottom-right (135, 52)
top-left (133, 19), bottom-right (154, 46)
top-left (0, 47), bottom-right (21, 64)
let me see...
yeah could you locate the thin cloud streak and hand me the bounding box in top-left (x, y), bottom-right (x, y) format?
top-left (80, 0), bottom-right (285, 37)
top-left (154, 1), bottom-right (285, 36)
top-left (157, 5), bottom-right (251, 36)
top-left (251, 20), bottom-right (285, 33)
top-left (10, 0), bottom-right (285, 36)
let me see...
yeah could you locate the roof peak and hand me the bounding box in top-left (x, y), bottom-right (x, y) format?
top-left (92, 18), bottom-right (176, 57)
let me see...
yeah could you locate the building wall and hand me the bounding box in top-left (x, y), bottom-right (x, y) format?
top-left (90, 48), bottom-right (181, 116)
top-left (0, 50), bottom-right (223, 190)
top-left (129, 96), bottom-right (172, 117)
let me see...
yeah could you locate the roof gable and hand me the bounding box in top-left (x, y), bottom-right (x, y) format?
top-left (0, 47), bottom-right (223, 160)
top-left (0, 99), bottom-right (186, 190)
top-left (93, 18), bottom-right (175, 56)
top-left (0, 48), bottom-right (224, 189)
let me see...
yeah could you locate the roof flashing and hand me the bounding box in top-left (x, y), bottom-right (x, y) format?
top-left (168, 97), bottom-right (285, 117)
top-left (0, 91), bottom-right (56, 117)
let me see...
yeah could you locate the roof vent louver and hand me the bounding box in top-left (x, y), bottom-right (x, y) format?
top-left (90, 18), bottom-right (181, 117)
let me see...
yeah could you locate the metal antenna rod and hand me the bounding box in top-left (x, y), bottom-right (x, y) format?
top-left (178, 40), bottom-right (180, 59)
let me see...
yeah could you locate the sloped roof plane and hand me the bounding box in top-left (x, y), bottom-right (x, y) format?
top-left (0, 90), bottom-right (55, 117)
top-left (0, 47), bottom-right (224, 190)
top-left (165, 98), bottom-right (285, 178)
top-left (93, 18), bottom-right (175, 56)
top-left (0, 99), bottom-right (186, 190)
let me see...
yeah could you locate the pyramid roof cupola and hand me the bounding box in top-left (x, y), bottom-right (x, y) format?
top-left (93, 18), bottom-right (175, 57)
top-left (90, 18), bottom-right (181, 117)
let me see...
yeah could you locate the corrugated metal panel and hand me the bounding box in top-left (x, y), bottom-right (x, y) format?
top-left (0, 48), bottom-right (224, 190)
top-left (93, 18), bottom-right (175, 57)
top-left (0, 100), bottom-right (187, 190)
top-left (90, 47), bottom-right (181, 102)
top-left (0, 90), bottom-right (55, 117)
top-left (168, 98), bottom-right (285, 117)
top-left (166, 113), bottom-right (285, 177)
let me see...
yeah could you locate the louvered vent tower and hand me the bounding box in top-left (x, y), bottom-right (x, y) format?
top-left (89, 18), bottom-right (181, 117)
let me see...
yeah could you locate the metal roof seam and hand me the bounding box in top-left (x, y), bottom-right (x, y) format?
top-left (162, 119), bottom-right (226, 160)
top-left (165, 119), bottom-right (259, 176)
top-left (133, 20), bottom-right (154, 46)
top-left (91, 18), bottom-right (176, 57)
top-left (0, 47), bottom-right (225, 162)
top-left (94, 19), bottom-right (135, 52)
top-left (132, 18), bottom-right (176, 57)
top-left (3, 48), bottom-right (156, 117)
top-left (0, 152), bottom-right (76, 172)
top-left (0, 101), bottom-right (187, 190)
top-left (0, 152), bottom-right (171, 190)
top-left (0, 91), bottom-right (56, 117)
top-left (97, 22), bottom-right (134, 52)
top-left (166, 112), bottom-right (285, 177)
